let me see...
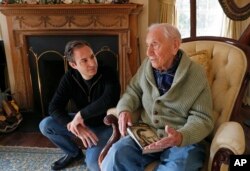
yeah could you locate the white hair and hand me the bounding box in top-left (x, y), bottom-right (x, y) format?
top-left (148, 23), bottom-right (182, 43)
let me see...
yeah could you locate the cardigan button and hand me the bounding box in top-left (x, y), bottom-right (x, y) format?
top-left (159, 134), bottom-right (164, 138)
top-left (153, 111), bottom-right (158, 115)
top-left (154, 120), bottom-right (159, 124)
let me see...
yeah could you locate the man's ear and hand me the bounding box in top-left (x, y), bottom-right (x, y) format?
top-left (173, 39), bottom-right (181, 54)
top-left (173, 39), bottom-right (181, 51)
top-left (69, 61), bottom-right (77, 69)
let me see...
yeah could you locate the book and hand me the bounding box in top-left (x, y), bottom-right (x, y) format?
top-left (127, 123), bottom-right (164, 154)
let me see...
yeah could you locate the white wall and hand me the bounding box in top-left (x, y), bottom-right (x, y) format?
top-left (148, 0), bottom-right (160, 25)
top-left (0, 22), bottom-right (2, 40)
top-left (130, 0), bottom-right (149, 62)
top-left (130, 0), bottom-right (160, 61)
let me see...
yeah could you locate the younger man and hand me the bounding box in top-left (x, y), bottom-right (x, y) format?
top-left (40, 40), bottom-right (120, 171)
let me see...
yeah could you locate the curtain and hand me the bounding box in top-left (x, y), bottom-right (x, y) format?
top-left (221, 16), bottom-right (250, 106)
top-left (159, 0), bottom-right (176, 25)
top-left (221, 15), bottom-right (250, 39)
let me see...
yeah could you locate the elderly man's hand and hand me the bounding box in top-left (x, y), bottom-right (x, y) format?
top-left (144, 125), bottom-right (182, 150)
top-left (118, 111), bottom-right (132, 136)
top-left (77, 125), bottom-right (99, 148)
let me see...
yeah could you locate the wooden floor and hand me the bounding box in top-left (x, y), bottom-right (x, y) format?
top-left (0, 132), bottom-right (55, 148)
top-left (0, 112), bottom-right (55, 148)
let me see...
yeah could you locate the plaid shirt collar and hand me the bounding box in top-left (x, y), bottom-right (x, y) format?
top-left (153, 50), bottom-right (182, 95)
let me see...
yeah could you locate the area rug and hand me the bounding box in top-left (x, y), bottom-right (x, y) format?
top-left (0, 146), bottom-right (88, 171)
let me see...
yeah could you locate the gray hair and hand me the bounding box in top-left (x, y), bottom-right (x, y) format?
top-left (64, 40), bottom-right (92, 62)
top-left (148, 23), bottom-right (182, 43)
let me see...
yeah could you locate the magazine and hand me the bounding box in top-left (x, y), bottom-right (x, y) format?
top-left (127, 123), bottom-right (164, 154)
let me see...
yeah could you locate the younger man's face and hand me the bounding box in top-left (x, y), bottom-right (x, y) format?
top-left (69, 46), bottom-right (98, 80)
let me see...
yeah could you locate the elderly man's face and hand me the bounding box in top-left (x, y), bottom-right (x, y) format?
top-left (146, 28), bottom-right (180, 71)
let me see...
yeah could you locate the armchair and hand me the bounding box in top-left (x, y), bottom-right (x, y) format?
top-left (98, 36), bottom-right (250, 171)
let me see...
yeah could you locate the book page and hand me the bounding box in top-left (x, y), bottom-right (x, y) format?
top-left (128, 123), bottom-right (160, 148)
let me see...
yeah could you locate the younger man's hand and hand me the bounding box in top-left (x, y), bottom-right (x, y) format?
top-left (77, 125), bottom-right (99, 148)
top-left (67, 112), bottom-right (84, 136)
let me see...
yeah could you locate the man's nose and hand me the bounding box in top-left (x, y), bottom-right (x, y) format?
top-left (89, 59), bottom-right (96, 66)
top-left (147, 46), bottom-right (154, 56)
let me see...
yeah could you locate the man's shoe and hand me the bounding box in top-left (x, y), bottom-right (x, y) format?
top-left (51, 151), bottom-right (84, 170)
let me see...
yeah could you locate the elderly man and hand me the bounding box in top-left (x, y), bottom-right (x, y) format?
top-left (101, 23), bottom-right (214, 171)
top-left (39, 40), bottom-right (120, 171)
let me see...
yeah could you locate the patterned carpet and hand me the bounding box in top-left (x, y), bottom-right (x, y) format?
top-left (0, 146), bottom-right (88, 171)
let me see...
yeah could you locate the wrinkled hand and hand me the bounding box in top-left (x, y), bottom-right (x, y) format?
top-left (67, 112), bottom-right (84, 137)
top-left (77, 125), bottom-right (99, 148)
top-left (118, 111), bottom-right (132, 136)
top-left (144, 125), bottom-right (182, 150)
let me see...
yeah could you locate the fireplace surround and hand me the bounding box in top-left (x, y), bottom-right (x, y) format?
top-left (0, 3), bottom-right (143, 113)
top-left (28, 35), bottom-right (119, 115)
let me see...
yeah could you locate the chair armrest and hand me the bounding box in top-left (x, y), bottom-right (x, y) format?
top-left (209, 121), bottom-right (245, 171)
top-left (98, 113), bottom-right (121, 167)
top-left (107, 107), bottom-right (118, 115)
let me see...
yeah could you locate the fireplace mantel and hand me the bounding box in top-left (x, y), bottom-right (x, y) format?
top-left (0, 4), bottom-right (140, 15)
top-left (0, 3), bottom-right (143, 110)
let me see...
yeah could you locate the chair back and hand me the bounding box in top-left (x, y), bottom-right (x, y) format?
top-left (180, 37), bottom-right (250, 136)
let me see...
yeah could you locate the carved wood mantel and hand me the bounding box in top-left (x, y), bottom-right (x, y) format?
top-left (0, 4), bottom-right (143, 109)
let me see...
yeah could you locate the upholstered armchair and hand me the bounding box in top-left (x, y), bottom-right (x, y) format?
top-left (98, 37), bottom-right (250, 171)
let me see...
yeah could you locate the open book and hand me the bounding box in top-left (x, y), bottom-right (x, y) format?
top-left (127, 123), bottom-right (164, 154)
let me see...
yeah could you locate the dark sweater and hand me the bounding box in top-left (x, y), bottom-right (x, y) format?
top-left (48, 66), bottom-right (120, 127)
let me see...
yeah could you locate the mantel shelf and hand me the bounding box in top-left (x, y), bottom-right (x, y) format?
top-left (0, 3), bottom-right (143, 15)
